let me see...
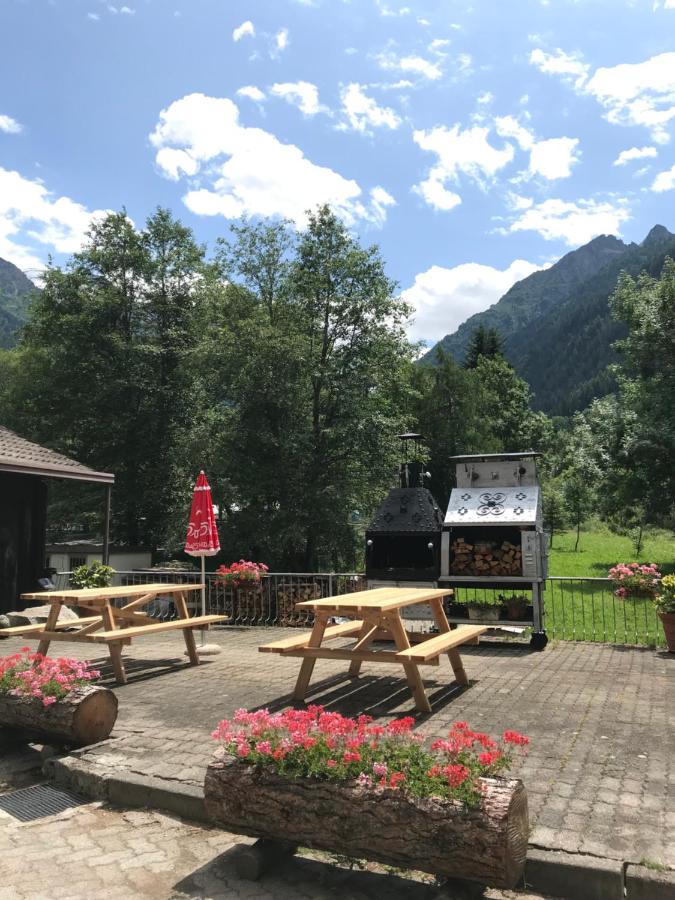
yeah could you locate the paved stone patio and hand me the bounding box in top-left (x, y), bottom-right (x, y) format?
top-left (1, 628), bottom-right (674, 877)
top-left (0, 792), bottom-right (551, 900)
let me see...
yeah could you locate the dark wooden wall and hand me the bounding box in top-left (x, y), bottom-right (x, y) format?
top-left (0, 473), bottom-right (47, 614)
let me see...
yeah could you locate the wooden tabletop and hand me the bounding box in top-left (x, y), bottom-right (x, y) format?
top-left (295, 586), bottom-right (451, 613)
top-left (21, 583), bottom-right (204, 602)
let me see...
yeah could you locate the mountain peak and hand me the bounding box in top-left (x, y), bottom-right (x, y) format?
top-left (642, 224), bottom-right (673, 247)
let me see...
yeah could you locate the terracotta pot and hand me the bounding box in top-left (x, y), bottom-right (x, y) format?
top-left (505, 601), bottom-right (527, 621)
top-left (658, 611), bottom-right (675, 652)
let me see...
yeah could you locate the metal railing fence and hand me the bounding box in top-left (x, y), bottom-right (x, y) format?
top-left (50, 571), bottom-right (666, 647)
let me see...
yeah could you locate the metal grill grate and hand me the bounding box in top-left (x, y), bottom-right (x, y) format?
top-left (0, 783), bottom-right (87, 822)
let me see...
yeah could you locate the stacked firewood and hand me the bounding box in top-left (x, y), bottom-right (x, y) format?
top-left (451, 537), bottom-right (522, 576)
top-left (276, 581), bottom-right (322, 627)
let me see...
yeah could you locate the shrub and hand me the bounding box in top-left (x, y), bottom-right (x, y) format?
top-left (70, 561), bottom-right (115, 589)
top-left (212, 706), bottom-right (529, 808)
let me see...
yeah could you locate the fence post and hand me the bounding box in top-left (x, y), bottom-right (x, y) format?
top-left (328, 573), bottom-right (334, 597)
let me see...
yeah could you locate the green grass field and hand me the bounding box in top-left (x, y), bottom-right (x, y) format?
top-left (548, 520), bottom-right (675, 577)
top-left (546, 521), bottom-right (674, 647)
top-left (452, 520), bottom-right (675, 647)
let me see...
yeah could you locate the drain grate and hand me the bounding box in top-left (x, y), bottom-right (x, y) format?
top-left (0, 783), bottom-right (87, 822)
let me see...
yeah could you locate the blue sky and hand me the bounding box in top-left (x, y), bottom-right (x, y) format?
top-left (1, 0), bottom-right (675, 344)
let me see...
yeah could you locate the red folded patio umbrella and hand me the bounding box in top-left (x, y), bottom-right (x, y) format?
top-left (185, 471), bottom-right (220, 646)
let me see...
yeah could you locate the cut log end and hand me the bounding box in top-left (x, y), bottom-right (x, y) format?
top-left (0, 686), bottom-right (118, 747)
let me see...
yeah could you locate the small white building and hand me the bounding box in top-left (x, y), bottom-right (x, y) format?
top-left (46, 541), bottom-right (152, 574)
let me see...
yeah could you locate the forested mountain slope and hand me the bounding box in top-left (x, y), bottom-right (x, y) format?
top-left (0, 257), bottom-right (38, 348)
top-left (422, 225), bottom-right (675, 415)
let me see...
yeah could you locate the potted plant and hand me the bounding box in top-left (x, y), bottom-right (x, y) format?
top-left (70, 561), bottom-right (115, 590)
top-left (0, 648), bottom-right (117, 746)
top-left (205, 708), bottom-right (529, 889)
top-left (608, 562), bottom-right (661, 599)
top-left (655, 574), bottom-right (675, 652)
top-left (464, 595), bottom-right (503, 622)
top-left (215, 561), bottom-right (269, 622)
top-left (215, 560), bottom-right (269, 589)
top-left (498, 594), bottom-right (529, 621)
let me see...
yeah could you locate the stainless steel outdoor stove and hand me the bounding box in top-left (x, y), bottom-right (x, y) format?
top-left (365, 443), bottom-right (549, 648)
top-left (439, 452), bottom-right (548, 649)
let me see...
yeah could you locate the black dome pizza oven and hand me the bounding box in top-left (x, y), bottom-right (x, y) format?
top-left (365, 434), bottom-right (444, 584)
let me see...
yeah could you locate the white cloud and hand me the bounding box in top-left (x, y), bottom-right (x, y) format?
top-left (413, 124), bottom-right (513, 210)
top-left (651, 164), bottom-right (675, 192)
top-left (120, 6), bottom-right (135, 14)
top-left (531, 48), bottom-right (675, 144)
top-left (376, 1), bottom-right (411, 16)
top-left (402, 259), bottom-right (543, 343)
top-left (585, 53), bottom-right (675, 144)
top-left (429, 38), bottom-right (450, 53)
top-left (275, 27), bottom-right (289, 52)
top-left (339, 83), bottom-right (401, 133)
top-left (529, 47), bottom-right (589, 87)
top-left (0, 114), bottom-right (22, 134)
top-left (414, 178), bottom-right (461, 211)
top-left (232, 20), bottom-right (255, 42)
top-left (477, 92), bottom-right (494, 106)
top-left (237, 86), bottom-right (265, 103)
top-left (150, 93), bottom-right (395, 228)
top-left (613, 145), bottom-right (657, 166)
top-left (87, 12), bottom-right (100, 21)
top-left (508, 196), bottom-right (630, 246)
top-left (378, 52), bottom-right (442, 81)
top-left (271, 82), bottom-right (325, 116)
top-left (0, 166), bottom-right (108, 272)
top-left (495, 116), bottom-right (579, 179)
top-left (528, 137), bottom-right (580, 179)
top-left (494, 115), bottom-right (534, 150)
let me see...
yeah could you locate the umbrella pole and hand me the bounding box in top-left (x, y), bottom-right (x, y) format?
top-left (201, 556), bottom-right (206, 647)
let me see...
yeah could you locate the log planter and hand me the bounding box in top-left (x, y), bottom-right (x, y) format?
top-left (204, 747), bottom-right (529, 889)
top-left (0, 685), bottom-right (118, 747)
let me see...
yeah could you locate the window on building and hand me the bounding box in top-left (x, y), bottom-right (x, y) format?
top-left (69, 556), bottom-right (87, 570)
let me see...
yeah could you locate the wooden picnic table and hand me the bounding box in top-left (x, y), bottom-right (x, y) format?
top-left (0, 584), bottom-right (228, 684)
top-left (260, 587), bottom-right (486, 713)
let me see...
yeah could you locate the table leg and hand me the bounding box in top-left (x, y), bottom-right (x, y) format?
top-left (101, 603), bottom-right (127, 685)
top-left (36, 600), bottom-right (62, 657)
top-left (386, 613), bottom-right (432, 714)
top-left (292, 613), bottom-right (328, 702)
top-left (447, 650), bottom-right (469, 686)
top-left (175, 591), bottom-right (199, 666)
top-left (348, 615), bottom-right (379, 676)
top-left (429, 596), bottom-right (470, 687)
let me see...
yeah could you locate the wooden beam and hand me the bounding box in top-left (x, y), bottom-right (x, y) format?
top-left (279, 647), bottom-right (439, 665)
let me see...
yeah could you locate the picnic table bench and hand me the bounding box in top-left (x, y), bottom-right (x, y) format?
top-left (0, 583), bottom-right (228, 684)
top-left (260, 587), bottom-right (486, 712)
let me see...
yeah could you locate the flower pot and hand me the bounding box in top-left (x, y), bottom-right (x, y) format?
top-left (505, 601), bottom-right (528, 621)
top-left (467, 605), bottom-right (498, 622)
top-left (204, 748), bottom-right (528, 889)
top-left (658, 611), bottom-right (675, 652)
top-left (0, 685), bottom-right (118, 746)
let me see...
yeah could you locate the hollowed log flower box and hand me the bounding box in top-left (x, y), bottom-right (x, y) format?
top-left (0, 685), bottom-right (118, 747)
top-left (0, 649), bottom-right (117, 746)
top-left (204, 747), bottom-right (528, 889)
